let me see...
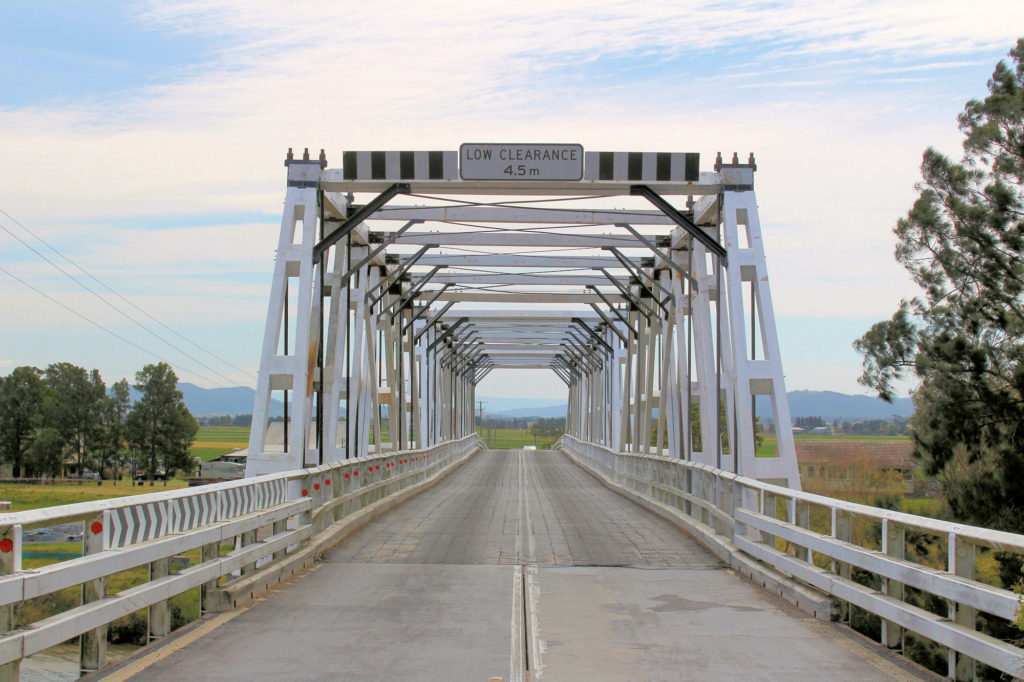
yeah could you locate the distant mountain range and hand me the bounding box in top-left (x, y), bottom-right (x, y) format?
top-left (172, 384), bottom-right (912, 423)
top-left (487, 404), bottom-right (567, 418)
top-left (478, 397), bottom-right (566, 414)
top-left (482, 391), bottom-right (913, 422)
top-left (151, 383), bottom-right (282, 417)
top-left (770, 390), bottom-right (913, 421)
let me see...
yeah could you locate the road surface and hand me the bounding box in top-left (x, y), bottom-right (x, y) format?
top-left (105, 449), bottom-right (931, 681)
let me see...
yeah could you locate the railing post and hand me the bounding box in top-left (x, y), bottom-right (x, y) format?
top-left (342, 465), bottom-right (355, 518)
top-left (311, 469), bottom-right (327, 535)
top-left (301, 473), bottom-right (315, 533)
top-left (148, 557), bottom-right (171, 642)
top-left (833, 509), bottom-right (852, 623)
top-left (240, 528), bottom-right (258, 576)
top-left (731, 480), bottom-right (746, 543)
top-left (700, 470), bottom-right (711, 526)
top-left (793, 499), bottom-right (810, 562)
top-left (719, 476), bottom-right (734, 538)
top-left (881, 519), bottom-right (905, 651)
top-left (0, 524), bottom-right (21, 682)
top-left (948, 533), bottom-right (976, 681)
top-left (331, 465), bottom-right (343, 522)
top-left (80, 511), bottom-right (109, 675)
top-left (683, 468), bottom-right (693, 518)
top-left (761, 490), bottom-right (776, 549)
top-left (201, 540), bottom-right (221, 614)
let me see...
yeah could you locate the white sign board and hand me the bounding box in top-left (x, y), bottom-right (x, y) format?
top-left (460, 143), bottom-right (583, 181)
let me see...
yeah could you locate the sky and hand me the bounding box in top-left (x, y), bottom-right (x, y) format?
top-left (1, 1), bottom-right (1022, 402)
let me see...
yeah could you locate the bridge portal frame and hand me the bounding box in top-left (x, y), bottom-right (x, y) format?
top-left (245, 148), bottom-right (800, 489)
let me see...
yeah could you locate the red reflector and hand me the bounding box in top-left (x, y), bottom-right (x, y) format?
top-left (325, 479), bottom-right (331, 485)
top-left (0, 539), bottom-right (12, 553)
top-left (313, 483), bottom-right (320, 490)
top-left (344, 473), bottom-right (350, 479)
top-left (301, 489), bottom-right (308, 496)
top-left (90, 522), bottom-right (103, 535)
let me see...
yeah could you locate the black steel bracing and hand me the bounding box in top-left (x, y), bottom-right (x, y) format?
top-left (313, 183), bottom-right (410, 263)
top-left (570, 318), bottom-right (615, 354)
top-left (401, 284), bottom-right (453, 334)
top-left (604, 247), bottom-right (673, 308)
top-left (412, 301), bottom-right (457, 343)
top-left (630, 185), bottom-right (727, 263)
top-left (613, 224), bottom-right (700, 290)
top-left (366, 244), bottom-right (439, 306)
top-left (587, 303), bottom-right (629, 344)
top-left (335, 219), bottom-right (421, 287)
top-left (372, 264), bottom-right (441, 315)
top-left (586, 286), bottom-right (638, 338)
top-left (598, 269), bottom-right (656, 320)
top-left (425, 318), bottom-right (469, 353)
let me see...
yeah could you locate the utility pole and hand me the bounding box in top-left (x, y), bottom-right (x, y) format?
top-left (476, 401), bottom-right (486, 445)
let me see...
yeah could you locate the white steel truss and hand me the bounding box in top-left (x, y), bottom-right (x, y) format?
top-left (246, 147), bottom-right (801, 489)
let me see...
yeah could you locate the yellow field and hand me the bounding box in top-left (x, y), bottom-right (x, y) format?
top-left (190, 426), bottom-right (250, 462)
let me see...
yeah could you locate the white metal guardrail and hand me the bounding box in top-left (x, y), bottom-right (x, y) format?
top-left (0, 434), bottom-right (483, 680)
top-left (557, 435), bottom-right (1024, 681)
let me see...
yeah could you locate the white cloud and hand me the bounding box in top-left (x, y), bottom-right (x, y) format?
top-left (2, 0), bottom-right (1021, 393)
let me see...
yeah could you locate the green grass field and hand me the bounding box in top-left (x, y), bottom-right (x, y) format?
top-left (479, 427), bottom-right (560, 450)
top-left (0, 480), bottom-right (190, 512)
top-left (190, 426), bottom-right (250, 462)
top-left (0, 428), bottom-right (247, 513)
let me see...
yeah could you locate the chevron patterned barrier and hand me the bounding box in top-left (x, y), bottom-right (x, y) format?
top-left (0, 434), bottom-right (483, 680)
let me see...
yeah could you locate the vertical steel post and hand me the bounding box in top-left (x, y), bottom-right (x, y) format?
top-left (79, 512), bottom-right (109, 674)
top-left (148, 557), bottom-right (171, 642)
top-left (948, 534), bottom-right (976, 680)
top-left (881, 519), bottom-right (905, 650)
top-left (0, 524), bottom-right (20, 682)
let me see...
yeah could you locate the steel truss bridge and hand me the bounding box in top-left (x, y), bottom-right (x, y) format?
top-left (246, 146), bottom-right (798, 489)
top-left (0, 147), bottom-right (1020, 681)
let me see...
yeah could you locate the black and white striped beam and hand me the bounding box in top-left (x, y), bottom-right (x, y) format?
top-left (342, 151), bottom-right (458, 180)
top-left (338, 149), bottom-right (700, 183)
top-left (584, 152), bottom-right (699, 182)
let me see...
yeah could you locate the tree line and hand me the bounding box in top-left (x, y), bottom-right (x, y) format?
top-left (853, 40), bottom-right (1024, 663)
top-left (0, 362), bottom-right (198, 482)
top-left (199, 414), bottom-right (252, 427)
top-left (792, 415), bottom-right (911, 436)
top-left (857, 39), bottom-right (1024, 536)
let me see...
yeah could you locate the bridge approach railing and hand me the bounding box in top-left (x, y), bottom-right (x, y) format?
top-left (0, 434), bottom-right (483, 680)
top-left (557, 435), bottom-right (1024, 681)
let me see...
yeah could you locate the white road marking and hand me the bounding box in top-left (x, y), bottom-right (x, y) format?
top-left (526, 565), bottom-right (544, 679)
top-left (518, 450), bottom-right (544, 678)
top-left (510, 563), bottom-right (524, 682)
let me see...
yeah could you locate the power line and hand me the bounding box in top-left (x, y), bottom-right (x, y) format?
top-left (0, 208), bottom-right (253, 391)
top-left (0, 263), bottom-right (239, 389)
top-left (0, 207), bottom-right (252, 375)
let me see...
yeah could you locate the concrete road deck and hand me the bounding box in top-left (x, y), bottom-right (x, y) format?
top-left (113, 449), bottom-right (932, 681)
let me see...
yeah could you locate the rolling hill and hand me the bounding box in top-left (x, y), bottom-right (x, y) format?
top-left (170, 384), bottom-right (912, 423)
